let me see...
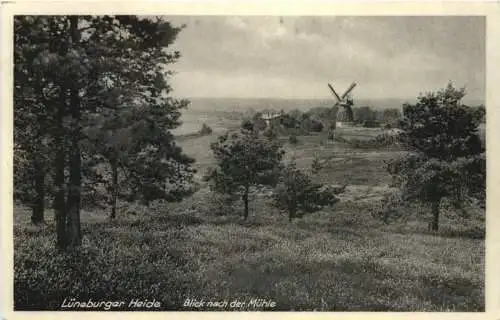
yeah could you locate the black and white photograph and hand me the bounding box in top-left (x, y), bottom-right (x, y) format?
top-left (5, 4), bottom-right (490, 314)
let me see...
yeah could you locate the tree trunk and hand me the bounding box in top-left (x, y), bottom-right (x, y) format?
top-left (31, 78), bottom-right (47, 225)
top-left (110, 158), bottom-right (118, 219)
top-left (429, 199), bottom-right (440, 231)
top-left (31, 156), bottom-right (45, 224)
top-left (242, 188), bottom-right (249, 220)
top-left (54, 88), bottom-right (67, 251)
top-left (66, 116), bottom-right (82, 248)
top-left (65, 16), bottom-right (82, 248)
top-left (288, 205), bottom-right (296, 223)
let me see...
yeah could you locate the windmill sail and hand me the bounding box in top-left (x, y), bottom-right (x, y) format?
top-left (328, 83), bottom-right (342, 103)
top-left (341, 82), bottom-right (357, 100)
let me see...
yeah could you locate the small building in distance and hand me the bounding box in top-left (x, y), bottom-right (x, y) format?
top-left (262, 111), bottom-right (284, 128)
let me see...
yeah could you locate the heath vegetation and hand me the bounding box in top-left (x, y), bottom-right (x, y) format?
top-left (13, 15), bottom-right (485, 311)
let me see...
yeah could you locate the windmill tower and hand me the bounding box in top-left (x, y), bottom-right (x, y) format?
top-left (327, 82), bottom-right (357, 128)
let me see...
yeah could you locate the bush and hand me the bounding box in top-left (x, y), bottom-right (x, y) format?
top-left (363, 120), bottom-right (381, 128)
top-left (251, 114), bottom-right (268, 132)
top-left (311, 157), bottom-right (322, 173)
top-left (263, 126), bottom-right (278, 140)
top-left (199, 123), bottom-right (213, 135)
top-left (328, 132), bottom-right (349, 143)
top-left (273, 161), bottom-right (341, 222)
top-left (309, 121), bottom-right (324, 132)
top-left (288, 134), bottom-right (299, 145)
top-left (281, 114), bottom-right (299, 129)
top-left (371, 189), bottom-right (406, 224)
top-left (370, 132), bottom-right (404, 148)
top-left (349, 138), bottom-right (373, 149)
top-left (241, 119), bottom-right (254, 131)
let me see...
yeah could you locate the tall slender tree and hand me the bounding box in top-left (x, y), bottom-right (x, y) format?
top-left (14, 15), bottom-right (194, 249)
top-left (14, 16), bottom-right (62, 224)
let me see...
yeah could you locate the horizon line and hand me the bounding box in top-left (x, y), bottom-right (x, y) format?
top-left (175, 96), bottom-right (485, 102)
top-left (178, 96), bottom-right (416, 101)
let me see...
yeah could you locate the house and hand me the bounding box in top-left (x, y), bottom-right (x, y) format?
top-left (261, 112), bottom-right (283, 128)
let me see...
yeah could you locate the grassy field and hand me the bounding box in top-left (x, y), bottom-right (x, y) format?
top-left (13, 126), bottom-right (485, 311)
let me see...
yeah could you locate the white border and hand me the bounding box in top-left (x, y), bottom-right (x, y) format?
top-left (1, 1), bottom-right (498, 319)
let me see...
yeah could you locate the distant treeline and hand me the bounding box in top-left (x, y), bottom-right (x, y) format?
top-left (245, 105), bottom-right (403, 131)
top-left (351, 106), bottom-right (401, 127)
top-left (241, 102), bottom-right (485, 134)
top-left (242, 109), bottom-right (325, 135)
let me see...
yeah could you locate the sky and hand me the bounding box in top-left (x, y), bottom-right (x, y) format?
top-left (165, 16), bottom-right (485, 101)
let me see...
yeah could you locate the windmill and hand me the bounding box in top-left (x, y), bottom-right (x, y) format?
top-left (327, 82), bottom-right (357, 128)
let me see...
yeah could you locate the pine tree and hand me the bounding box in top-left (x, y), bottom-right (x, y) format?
top-left (387, 82), bottom-right (485, 231)
top-left (273, 161), bottom-right (340, 222)
top-left (14, 16), bottom-right (63, 224)
top-left (206, 129), bottom-right (284, 219)
top-left (14, 15), bottom-right (194, 249)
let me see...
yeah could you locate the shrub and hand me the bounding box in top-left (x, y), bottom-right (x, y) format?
top-left (371, 189), bottom-right (407, 224)
top-left (311, 157), bottom-right (322, 173)
top-left (199, 122), bottom-right (213, 135)
top-left (241, 119), bottom-right (254, 131)
top-left (309, 120), bottom-right (324, 132)
top-left (370, 132), bottom-right (404, 148)
top-left (363, 120), bottom-right (381, 128)
top-left (288, 134), bottom-right (299, 145)
top-left (251, 113), bottom-right (268, 132)
top-left (281, 114), bottom-right (299, 129)
top-left (328, 132), bottom-right (349, 143)
top-left (263, 125), bottom-right (278, 140)
top-left (349, 138), bottom-right (372, 149)
top-left (273, 161), bottom-right (341, 222)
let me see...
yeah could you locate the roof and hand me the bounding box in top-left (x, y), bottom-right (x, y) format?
top-left (261, 113), bottom-right (283, 120)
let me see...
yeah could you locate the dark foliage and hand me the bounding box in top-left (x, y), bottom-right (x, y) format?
top-left (387, 83), bottom-right (485, 231)
top-left (273, 161), bottom-right (341, 222)
top-left (199, 122), bottom-right (213, 135)
top-left (289, 134), bottom-right (299, 145)
top-left (14, 15), bottom-right (193, 248)
top-left (205, 129), bottom-right (285, 219)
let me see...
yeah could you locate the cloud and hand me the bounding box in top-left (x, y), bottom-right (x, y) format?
top-left (170, 70), bottom-right (328, 99)
top-left (166, 16), bottom-right (485, 100)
